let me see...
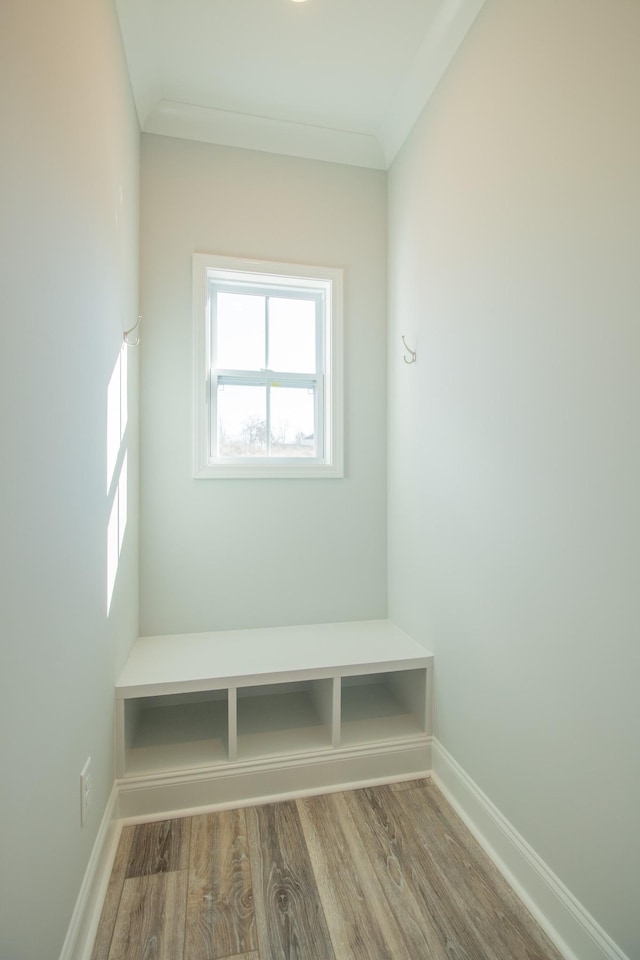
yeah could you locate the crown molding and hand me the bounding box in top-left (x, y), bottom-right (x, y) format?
top-left (143, 100), bottom-right (387, 170)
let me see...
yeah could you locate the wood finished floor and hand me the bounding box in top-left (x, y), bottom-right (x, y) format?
top-left (92, 779), bottom-right (564, 960)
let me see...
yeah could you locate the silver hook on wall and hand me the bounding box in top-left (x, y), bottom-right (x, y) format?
top-left (123, 315), bottom-right (142, 347)
top-left (402, 335), bottom-right (417, 365)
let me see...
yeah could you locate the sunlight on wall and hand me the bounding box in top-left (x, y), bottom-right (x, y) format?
top-left (107, 345), bottom-right (129, 614)
top-left (107, 344), bottom-right (128, 491)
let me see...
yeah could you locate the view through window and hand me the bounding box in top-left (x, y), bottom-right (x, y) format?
top-left (193, 255), bottom-right (343, 479)
top-left (214, 287), bottom-right (320, 459)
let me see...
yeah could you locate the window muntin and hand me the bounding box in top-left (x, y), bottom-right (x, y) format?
top-left (193, 254), bottom-right (343, 479)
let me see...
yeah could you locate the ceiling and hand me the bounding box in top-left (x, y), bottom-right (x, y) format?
top-left (115, 0), bottom-right (485, 170)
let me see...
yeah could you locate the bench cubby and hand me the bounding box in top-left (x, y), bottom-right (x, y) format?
top-left (340, 669), bottom-right (427, 747)
top-left (236, 680), bottom-right (335, 761)
top-left (122, 691), bottom-right (229, 776)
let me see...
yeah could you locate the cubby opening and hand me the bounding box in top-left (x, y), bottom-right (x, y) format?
top-left (236, 679), bottom-right (334, 761)
top-left (124, 690), bottom-right (229, 775)
top-left (340, 669), bottom-right (427, 747)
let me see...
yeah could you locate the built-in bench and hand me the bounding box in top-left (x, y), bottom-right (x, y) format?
top-left (115, 619), bottom-right (433, 818)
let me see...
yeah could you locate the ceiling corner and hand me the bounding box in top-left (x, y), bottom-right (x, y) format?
top-left (114, 0), bottom-right (162, 129)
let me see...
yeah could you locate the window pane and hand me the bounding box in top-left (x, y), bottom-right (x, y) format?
top-left (217, 384), bottom-right (267, 457)
top-left (216, 292), bottom-right (264, 370)
top-left (270, 385), bottom-right (316, 458)
top-left (268, 297), bottom-right (316, 374)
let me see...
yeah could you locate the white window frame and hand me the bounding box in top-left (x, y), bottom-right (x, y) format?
top-left (193, 253), bottom-right (344, 479)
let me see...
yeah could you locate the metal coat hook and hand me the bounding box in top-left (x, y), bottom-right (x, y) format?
top-left (123, 315), bottom-right (142, 346)
top-left (402, 335), bottom-right (417, 364)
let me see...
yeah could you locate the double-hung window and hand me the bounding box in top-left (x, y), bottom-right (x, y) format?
top-left (193, 254), bottom-right (343, 479)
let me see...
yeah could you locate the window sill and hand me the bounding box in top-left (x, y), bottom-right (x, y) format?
top-left (194, 459), bottom-right (344, 480)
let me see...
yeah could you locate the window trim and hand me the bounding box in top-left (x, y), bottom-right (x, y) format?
top-left (193, 253), bottom-right (344, 479)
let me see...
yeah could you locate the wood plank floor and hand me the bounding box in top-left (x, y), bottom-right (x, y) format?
top-left (92, 779), bottom-right (564, 960)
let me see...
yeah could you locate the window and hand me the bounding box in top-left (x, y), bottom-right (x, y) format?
top-left (193, 254), bottom-right (343, 479)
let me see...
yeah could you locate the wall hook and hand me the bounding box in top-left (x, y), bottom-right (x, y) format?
top-left (123, 314), bottom-right (142, 346)
top-left (402, 335), bottom-right (417, 364)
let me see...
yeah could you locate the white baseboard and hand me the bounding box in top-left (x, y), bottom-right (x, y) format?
top-left (432, 739), bottom-right (629, 960)
top-left (117, 738), bottom-right (431, 819)
top-left (58, 785), bottom-right (121, 960)
top-left (118, 770), bottom-right (431, 825)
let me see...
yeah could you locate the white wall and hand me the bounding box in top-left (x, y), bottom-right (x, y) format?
top-left (139, 136), bottom-right (387, 635)
top-left (388, 1), bottom-right (640, 956)
top-left (0, 2), bottom-right (139, 957)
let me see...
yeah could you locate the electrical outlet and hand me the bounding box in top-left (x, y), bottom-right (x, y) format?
top-left (80, 757), bottom-right (91, 826)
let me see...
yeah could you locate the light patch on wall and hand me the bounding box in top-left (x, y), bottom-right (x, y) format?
top-left (118, 453), bottom-right (128, 553)
top-left (107, 489), bottom-right (118, 611)
top-left (107, 344), bottom-right (129, 614)
top-left (107, 345), bottom-right (128, 492)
